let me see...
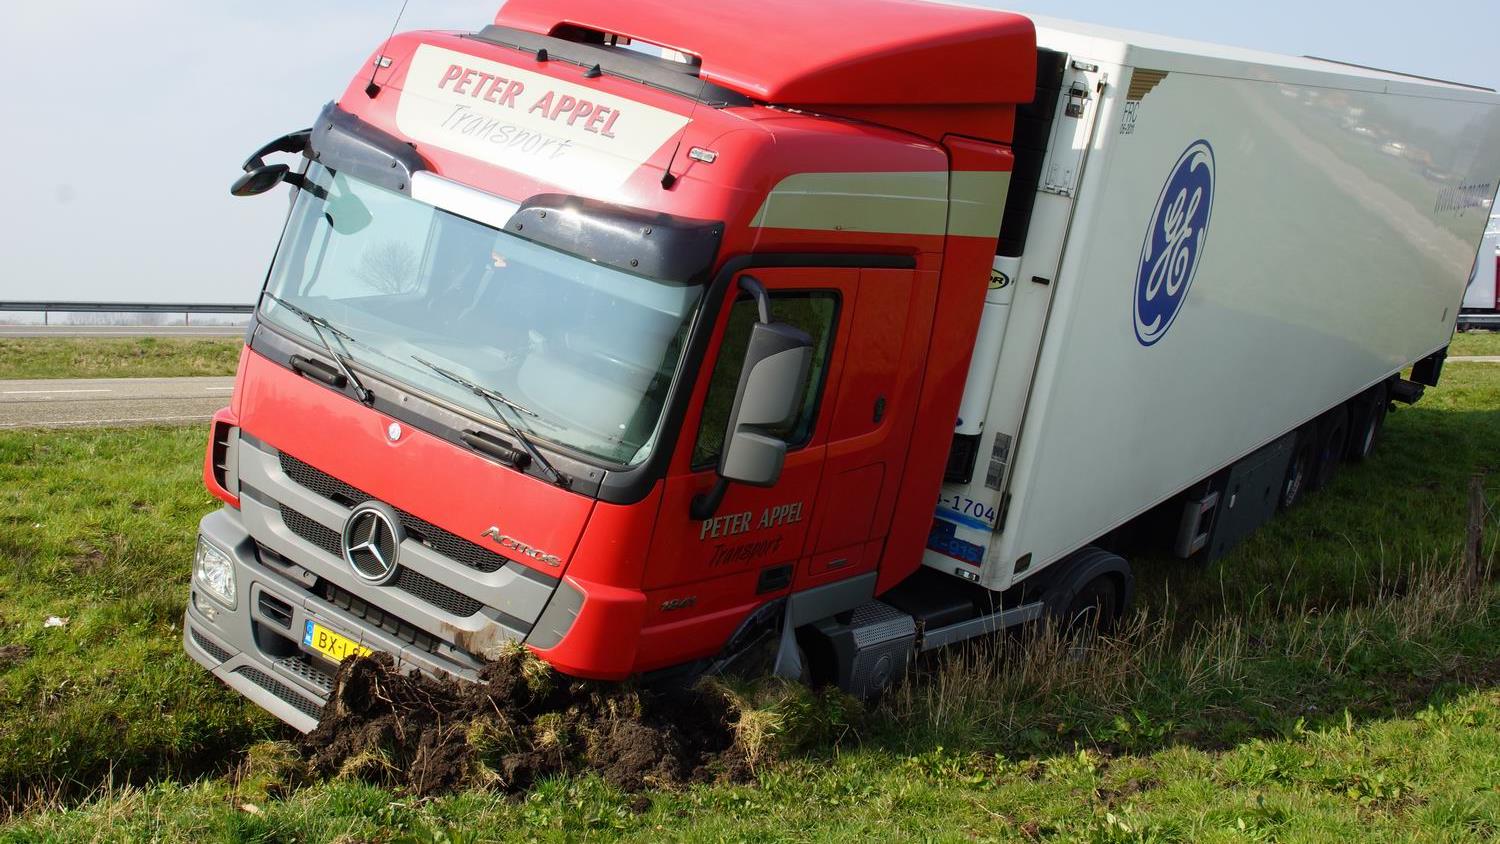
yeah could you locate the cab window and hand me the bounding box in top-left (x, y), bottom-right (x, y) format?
top-left (692, 291), bottom-right (839, 467)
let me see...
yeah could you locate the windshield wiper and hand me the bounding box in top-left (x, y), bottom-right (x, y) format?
top-left (261, 292), bottom-right (374, 404)
top-left (410, 355), bottom-right (567, 487)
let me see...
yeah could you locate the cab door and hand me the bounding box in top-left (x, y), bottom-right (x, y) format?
top-left (644, 267), bottom-right (859, 603)
top-left (798, 266), bottom-right (918, 586)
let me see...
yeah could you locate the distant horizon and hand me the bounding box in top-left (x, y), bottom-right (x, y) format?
top-left (2, 0), bottom-right (1496, 305)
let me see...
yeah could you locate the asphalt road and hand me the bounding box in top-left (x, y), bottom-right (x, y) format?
top-left (0, 377), bottom-right (233, 429)
top-left (0, 325), bottom-right (245, 338)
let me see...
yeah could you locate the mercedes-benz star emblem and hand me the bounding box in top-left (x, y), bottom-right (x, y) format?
top-left (341, 502), bottom-right (403, 585)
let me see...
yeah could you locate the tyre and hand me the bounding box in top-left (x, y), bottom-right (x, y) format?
top-left (1346, 385), bottom-right (1388, 462)
top-left (1309, 406), bottom-right (1349, 492)
top-left (1280, 426), bottom-right (1316, 511)
top-left (1059, 575), bottom-right (1121, 639)
top-left (1042, 547), bottom-right (1132, 644)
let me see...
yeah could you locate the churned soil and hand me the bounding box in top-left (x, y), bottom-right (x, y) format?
top-left (298, 649), bottom-right (752, 796)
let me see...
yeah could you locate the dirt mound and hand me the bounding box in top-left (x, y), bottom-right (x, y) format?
top-left (298, 649), bottom-right (752, 796)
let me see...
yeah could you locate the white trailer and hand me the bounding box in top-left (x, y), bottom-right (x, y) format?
top-left (921, 14), bottom-right (1500, 592)
top-left (1460, 213), bottom-right (1500, 327)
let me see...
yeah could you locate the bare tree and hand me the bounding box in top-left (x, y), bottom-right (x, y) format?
top-left (356, 240), bottom-right (421, 295)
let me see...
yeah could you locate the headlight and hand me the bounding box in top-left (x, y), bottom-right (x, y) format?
top-left (194, 536), bottom-right (237, 608)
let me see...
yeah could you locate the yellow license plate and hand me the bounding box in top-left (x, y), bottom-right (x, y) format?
top-left (302, 620), bottom-right (373, 663)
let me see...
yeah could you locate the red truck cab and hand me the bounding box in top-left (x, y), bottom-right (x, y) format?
top-left (185, 0), bottom-right (1036, 729)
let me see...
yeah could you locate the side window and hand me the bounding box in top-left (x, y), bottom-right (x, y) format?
top-left (692, 290), bottom-right (839, 467)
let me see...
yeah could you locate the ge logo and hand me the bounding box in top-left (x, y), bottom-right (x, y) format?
top-left (1134, 140), bottom-right (1215, 346)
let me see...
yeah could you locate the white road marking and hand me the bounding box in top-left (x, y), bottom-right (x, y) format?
top-left (2, 388), bottom-right (113, 395)
top-left (204, 386), bottom-right (234, 391)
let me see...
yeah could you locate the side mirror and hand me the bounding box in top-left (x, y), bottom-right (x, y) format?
top-left (719, 319), bottom-right (813, 485)
top-left (241, 128), bottom-right (312, 173)
top-left (230, 164), bottom-right (292, 197)
top-left (691, 277), bottom-right (813, 519)
top-left (231, 128), bottom-right (312, 197)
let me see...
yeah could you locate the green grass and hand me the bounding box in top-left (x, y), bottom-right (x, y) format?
top-left (0, 428), bottom-right (274, 811)
top-left (0, 338), bottom-right (241, 380)
top-left (1, 366), bottom-right (1498, 840)
top-left (1450, 331), bottom-right (1500, 358)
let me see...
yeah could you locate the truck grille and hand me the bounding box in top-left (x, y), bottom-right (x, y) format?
top-left (279, 451), bottom-right (507, 573)
top-left (394, 568), bottom-right (483, 617)
top-left (315, 578), bottom-right (442, 654)
top-left (235, 665), bottom-right (325, 721)
top-left (277, 504), bottom-right (484, 618)
top-left (191, 628), bottom-right (233, 664)
top-left (237, 437), bottom-right (541, 667)
top-left (280, 505), bottom-right (340, 556)
top-left (276, 655), bottom-right (335, 694)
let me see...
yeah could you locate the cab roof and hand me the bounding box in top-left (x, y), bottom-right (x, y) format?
top-left (492, 0), bottom-right (1036, 106)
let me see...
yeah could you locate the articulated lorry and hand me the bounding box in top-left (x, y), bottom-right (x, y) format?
top-left (185, 0), bottom-right (1500, 728)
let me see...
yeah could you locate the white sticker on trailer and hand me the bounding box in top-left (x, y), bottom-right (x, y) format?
top-left (395, 44), bottom-right (689, 193)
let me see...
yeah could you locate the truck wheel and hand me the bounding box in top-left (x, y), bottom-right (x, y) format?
top-left (1310, 406), bottom-right (1349, 492)
top-left (1059, 575), bottom-right (1121, 639)
top-left (1043, 547), bottom-right (1132, 639)
top-left (1280, 427), bottom-right (1316, 511)
top-left (1346, 385), bottom-right (1388, 462)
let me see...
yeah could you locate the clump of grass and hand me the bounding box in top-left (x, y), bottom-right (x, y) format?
top-left (232, 740), bottom-right (306, 801)
top-left (707, 677), bottom-right (860, 771)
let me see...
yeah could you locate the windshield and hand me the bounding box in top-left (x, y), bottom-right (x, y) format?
top-left (261, 163), bottom-right (705, 467)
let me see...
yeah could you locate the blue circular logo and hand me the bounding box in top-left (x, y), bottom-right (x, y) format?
top-left (1134, 140), bottom-right (1215, 346)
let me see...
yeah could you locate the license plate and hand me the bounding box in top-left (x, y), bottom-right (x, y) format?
top-left (303, 620), bottom-right (373, 663)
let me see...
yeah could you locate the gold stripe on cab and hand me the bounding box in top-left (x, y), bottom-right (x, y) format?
top-left (751, 170), bottom-right (1011, 239)
top-left (948, 170), bottom-right (1012, 239)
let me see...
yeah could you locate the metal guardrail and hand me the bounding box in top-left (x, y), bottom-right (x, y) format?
top-left (0, 301), bottom-right (254, 326)
top-left (0, 301), bottom-right (254, 313)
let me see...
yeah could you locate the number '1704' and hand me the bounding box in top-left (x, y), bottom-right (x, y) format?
top-left (946, 495), bottom-right (997, 523)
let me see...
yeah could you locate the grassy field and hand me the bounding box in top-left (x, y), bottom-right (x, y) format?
top-left (0, 338), bottom-right (241, 380)
top-left (1451, 331), bottom-right (1500, 358)
top-left (0, 366), bottom-right (1496, 841)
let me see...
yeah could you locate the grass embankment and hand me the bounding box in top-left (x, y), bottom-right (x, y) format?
top-left (0, 338), bottom-right (241, 380)
top-left (1450, 331), bottom-right (1500, 358)
top-left (0, 366), bottom-right (1497, 840)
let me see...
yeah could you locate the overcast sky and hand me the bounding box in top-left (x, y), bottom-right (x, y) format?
top-left (1, 0), bottom-right (1496, 305)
